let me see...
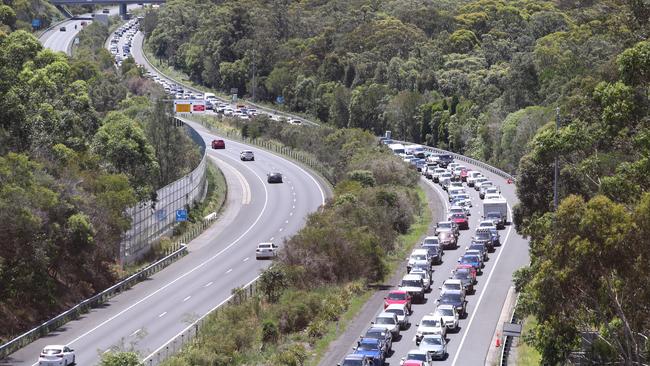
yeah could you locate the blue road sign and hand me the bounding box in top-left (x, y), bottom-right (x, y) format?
top-left (32, 19), bottom-right (41, 29)
top-left (176, 209), bottom-right (188, 222)
top-left (276, 96), bottom-right (285, 104)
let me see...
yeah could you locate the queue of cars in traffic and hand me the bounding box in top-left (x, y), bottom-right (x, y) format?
top-left (339, 143), bottom-right (509, 366)
top-left (109, 17), bottom-right (141, 67)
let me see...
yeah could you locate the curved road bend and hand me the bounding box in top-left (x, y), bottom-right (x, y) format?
top-left (5, 127), bottom-right (328, 365)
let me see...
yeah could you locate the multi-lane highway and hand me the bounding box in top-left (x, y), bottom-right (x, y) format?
top-left (5, 119), bottom-right (329, 365)
top-left (324, 158), bottom-right (528, 365)
top-left (38, 6), bottom-right (138, 55)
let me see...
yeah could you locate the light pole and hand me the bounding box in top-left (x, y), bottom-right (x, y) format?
top-left (554, 107), bottom-right (560, 210)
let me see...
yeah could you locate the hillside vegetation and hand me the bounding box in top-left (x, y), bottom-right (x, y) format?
top-left (144, 0), bottom-right (650, 363)
top-left (0, 17), bottom-right (199, 340)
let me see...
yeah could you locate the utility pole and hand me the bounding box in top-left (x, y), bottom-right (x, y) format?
top-left (554, 107), bottom-right (560, 210)
top-left (251, 50), bottom-right (257, 102)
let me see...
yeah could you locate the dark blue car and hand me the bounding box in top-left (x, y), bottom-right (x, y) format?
top-left (354, 338), bottom-right (385, 366)
top-left (459, 254), bottom-right (482, 274)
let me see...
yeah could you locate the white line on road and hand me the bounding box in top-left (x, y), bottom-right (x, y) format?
top-left (451, 203), bottom-right (515, 366)
top-left (243, 257), bottom-right (249, 262)
top-left (183, 296), bottom-right (191, 302)
top-left (226, 269), bottom-right (232, 274)
top-left (158, 312), bottom-right (167, 318)
top-left (53, 159), bottom-right (270, 356)
top-left (103, 349), bottom-right (111, 354)
top-left (204, 281), bottom-right (213, 287)
top-left (289, 212), bottom-right (293, 216)
top-left (270, 237), bottom-right (274, 241)
top-left (285, 220), bottom-right (289, 223)
top-left (130, 329), bottom-right (141, 337)
top-left (279, 228), bottom-right (284, 232)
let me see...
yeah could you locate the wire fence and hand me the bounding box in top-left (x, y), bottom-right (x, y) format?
top-left (141, 280), bottom-right (259, 366)
top-left (120, 118), bottom-right (208, 264)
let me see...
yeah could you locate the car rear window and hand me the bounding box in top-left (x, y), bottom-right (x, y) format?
top-left (43, 348), bottom-right (62, 354)
top-left (387, 292), bottom-right (406, 300)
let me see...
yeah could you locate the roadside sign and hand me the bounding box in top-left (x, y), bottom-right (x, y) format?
top-left (31, 19), bottom-right (41, 29)
top-left (174, 100), bottom-right (205, 114)
top-left (276, 96), bottom-right (284, 104)
top-left (175, 209), bottom-right (188, 222)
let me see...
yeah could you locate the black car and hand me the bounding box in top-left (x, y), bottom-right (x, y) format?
top-left (267, 172), bottom-right (283, 183)
top-left (473, 229), bottom-right (493, 251)
top-left (362, 326), bottom-right (392, 353)
top-left (468, 243), bottom-right (488, 261)
top-left (437, 292), bottom-right (467, 318)
top-left (438, 154), bottom-right (454, 168)
top-left (422, 243), bottom-right (442, 265)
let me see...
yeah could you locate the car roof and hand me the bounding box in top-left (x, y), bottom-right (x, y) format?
top-left (436, 304), bottom-right (455, 310)
top-left (402, 274), bottom-right (422, 280)
top-left (359, 337), bottom-right (381, 345)
top-left (411, 248), bottom-right (429, 254)
top-left (385, 303), bottom-right (407, 310)
top-left (389, 289), bottom-right (407, 294)
top-left (43, 345), bottom-right (66, 349)
top-left (377, 311), bottom-right (396, 318)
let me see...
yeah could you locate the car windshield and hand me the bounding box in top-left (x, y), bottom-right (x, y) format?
top-left (475, 232), bottom-right (490, 240)
top-left (342, 360), bottom-right (364, 366)
top-left (438, 308), bottom-right (454, 316)
top-left (438, 222), bottom-right (452, 229)
top-left (387, 292), bottom-right (406, 300)
top-left (401, 280), bottom-right (421, 287)
top-left (445, 283), bottom-right (462, 290)
top-left (441, 293), bottom-right (463, 302)
top-left (357, 343), bottom-right (378, 351)
top-left (412, 266), bottom-right (428, 273)
top-left (461, 256), bottom-right (477, 264)
top-left (365, 329), bottom-right (385, 339)
top-left (422, 319), bottom-right (441, 327)
top-left (376, 317), bottom-right (395, 325)
top-left (422, 337), bottom-right (443, 345)
top-left (386, 308), bottom-right (404, 316)
top-left (43, 348), bottom-right (62, 354)
top-left (470, 244), bottom-right (484, 251)
top-left (451, 214), bottom-right (465, 219)
top-left (486, 212), bottom-right (501, 219)
top-left (423, 238), bottom-right (438, 245)
top-left (408, 353), bottom-right (427, 361)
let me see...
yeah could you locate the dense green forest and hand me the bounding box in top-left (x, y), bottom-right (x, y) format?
top-left (144, 0), bottom-right (650, 363)
top-left (0, 11), bottom-right (199, 340)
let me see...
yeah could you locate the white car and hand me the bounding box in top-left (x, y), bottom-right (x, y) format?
top-left (38, 345), bottom-right (75, 365)
top-left (434, 304), bottom-right (459, 331)
top-left (240, 150), bottom-right (254, 161)
top-left (415, 315), bottom-right (446, 344)
top-left (407, 248), bottom-right (430, 271)
top-left (384, 303), bottom-right (410, 330)
top-left (439, 279), bottom-right (465, 297)
top-left (401, 349), bottom-right (434, 366)
top-left (419, 334), bottom-right (447, 360)
top-left (409, 263), bottom-right (431, 291)
top-left (255, 242), bottom-right (277, 259)
top-left (466, 171), bottom-right (483, 187)
top-left (372, 311), bottom-right (401, 337)
top-left (478, 220), bottom-right (497, 230)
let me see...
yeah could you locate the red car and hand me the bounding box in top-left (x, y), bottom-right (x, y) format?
top-left (211, 139), bottom-right (225, 149)
top-left (384, 290), bottom-right (412, 313)
top-left (460, 168), bottom-right (469, 182)
top-left (450, 213), bottom-right (469, 230)
top-left (403, 361), bottom-right (425, 366)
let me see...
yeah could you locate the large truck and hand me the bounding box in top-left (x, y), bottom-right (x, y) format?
top-left (388, 143), bottom-right (406, 155)
top-left (483, 196), bottom-right (508, 229)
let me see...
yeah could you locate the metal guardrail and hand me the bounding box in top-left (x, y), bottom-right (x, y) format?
top-left (141, 278), bottom-right (258, 366)
top-left (179, 116), bottom-right (336, 186)
top-left (120, 117), bottom-right (208, 264)
top-left (500, 292), bottom-right (521, 366)
top-left (0, 244), bottom-right (188, 359)
top-left (391, 139), bottom-right (516, 183)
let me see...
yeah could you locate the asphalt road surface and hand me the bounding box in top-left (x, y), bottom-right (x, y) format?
top-left (5, 123), bottom-right (329, 365)
top-left (39, 6), bottom-right (139, 55)
top-left (324, 160), bottom-right (529, 366)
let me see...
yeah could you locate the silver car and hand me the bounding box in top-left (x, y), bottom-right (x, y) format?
top-left (419, 334), bottom-right (447, 360)
top-left (255, 242), bottom-right (278, 259)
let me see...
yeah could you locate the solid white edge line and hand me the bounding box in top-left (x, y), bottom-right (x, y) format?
top-left (451, 203), bottom-right (514, 366)
top-left (209, 155), bottom-right (251, 205)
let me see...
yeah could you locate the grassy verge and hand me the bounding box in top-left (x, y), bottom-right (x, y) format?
top-left (307, 187), bottom-right (430, 365)
top-left (517, 316), bottom-right (542, 366)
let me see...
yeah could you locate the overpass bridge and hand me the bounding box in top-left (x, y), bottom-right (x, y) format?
top-left (50, 0), bottom-right (165, 18)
